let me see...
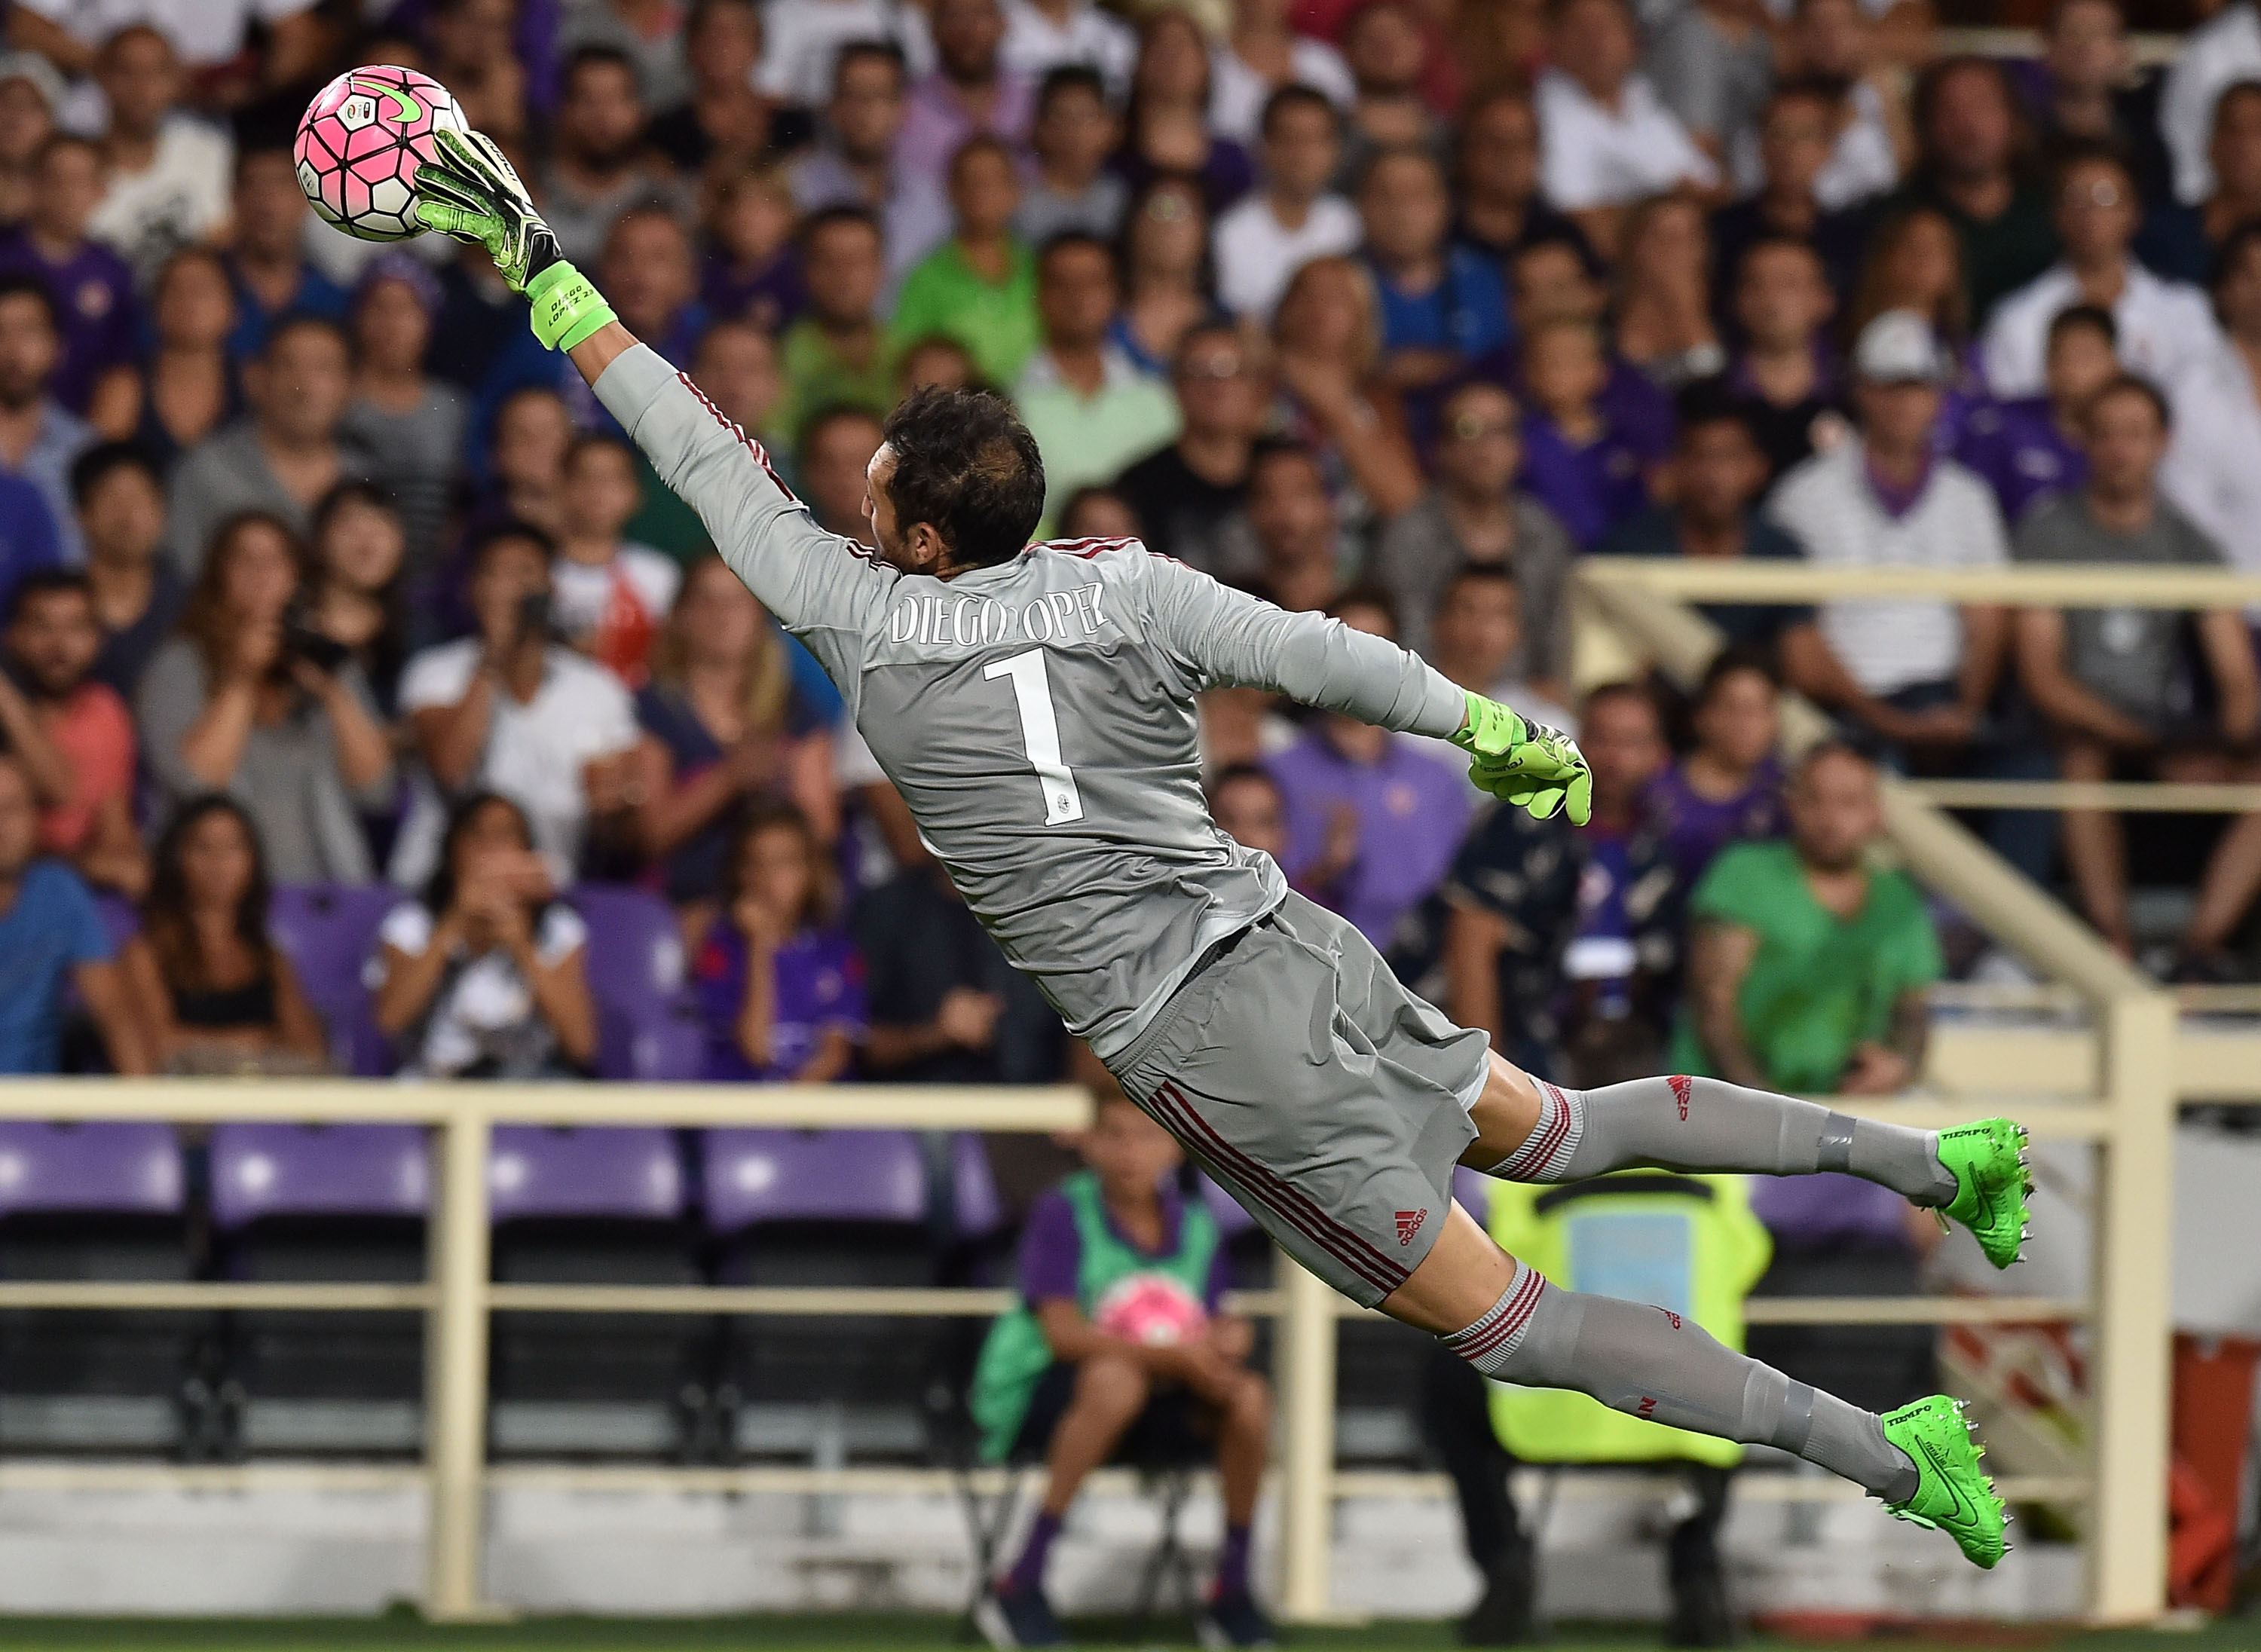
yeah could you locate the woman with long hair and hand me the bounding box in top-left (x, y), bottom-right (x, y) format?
top-left (634, 554), bottom-right (837, 929)
top-left (370, 791), bottom-right (597, 1078)
top-left (341, 254), bottom-right (468, 581)
top-left (1109, 173), bottom-right (1222, 377)
top-left (120, 795), bottom-right (328, 1072)
top-left (1614, 194), bottom-right (1726, 391)
top-left (1115, 11), bottom-right (1253, 213)
top-left (1270, 255), bottom-right (1424, 527)
top-left (1845, 204), bottom-right (1990, 439)
top-left (303, 481), bottom-right (408, 715)
top-left (136, 512), bottom-right (394, 884)
top-left (690, 800), bottom-right (864, 1083)
top-left (124, 247), bottom-right (239, 474)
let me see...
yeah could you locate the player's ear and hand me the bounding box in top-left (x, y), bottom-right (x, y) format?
top-left (904, 520), bottom-right (950, 574)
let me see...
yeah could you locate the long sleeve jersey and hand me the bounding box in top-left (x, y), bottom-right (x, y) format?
top-left (597, 344), bottom-right (1467, 1058)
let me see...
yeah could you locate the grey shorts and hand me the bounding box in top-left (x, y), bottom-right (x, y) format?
top-left (1107, 892), bottom-right (1490, 1308)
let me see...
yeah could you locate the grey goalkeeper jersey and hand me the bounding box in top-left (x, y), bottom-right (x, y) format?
top-left (598, 345), bottom-right (1467, 1058)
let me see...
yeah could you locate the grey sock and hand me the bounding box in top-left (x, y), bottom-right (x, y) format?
top-left (1449, 1266), bottom-right (1919, 1502)
top-left (1492, 1075), bottom-right (1956, 1206)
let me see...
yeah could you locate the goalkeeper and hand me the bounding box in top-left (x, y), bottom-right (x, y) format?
top-left (414, 129), bottom-right (2024, 1639)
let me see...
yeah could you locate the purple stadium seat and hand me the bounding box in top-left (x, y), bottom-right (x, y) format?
top-left (566, 885), bottom-right (703, 1081)
top-left (488, 1127), bottom-right (685, 1222)
top-left (949, 1133), bottom-right (1004, 1243)
top-left (1195, 1170), bottom-right (1258, 1240)
top-left (1453, 1165), bottom-right (1490, 1225)
top-left (267, 885), bottom-right (403, 1077)
top-left (702, 1128), bottom-right (928, 1234)
top-left (207, 1124), bottom-right (430, 1231)
top-left (0, 1121), bottom-right (182, 1216)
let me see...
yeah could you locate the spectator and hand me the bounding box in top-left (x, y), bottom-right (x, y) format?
top-left (1844, 206), bottom-right (1986, 438)
top-left (84, 26), bottom-right (231, 286)
top-left (119, 795), bottom-right (326, 1073)
top-left (1889, 57), bottom-right (2059, 325)
top-left (773, 207), bottom-right (897, 450)
top-left (1708, 82), bottom-right (1877, 311)
top-left (72, 442), bottom-right (182, 698)
top-left (646, 0), bottom-right (781, 173)
top-left (1339, 0), bottom-right (1443, 166)
top-left (1982, 143), bottom-right (2221, 400)
top-left (897, 0), bottom-right (1034, 192)
top-left (1648, 646), bottom-right (1788, 884)
top-left (1246, 442), bottom-right (1347, 612)
top-left (1485, 231), bottom-right (1678, 463)
top-left (2159, 0), bottom-right (2261, 206)
top-left (1269, 254), bottom-right (1424, 527)
top-left (2032, 0), bottom-right (2169, 201)
top-left (222, 147), bottom-right (347, 366)
top-left (1017, 233), bottom-right (1181, 530)
top-left (559, 0), bottom-right (691, 110)
top-left (0, 272), bottom-right (89, 563)
top-left (2185, 78), bottom-right (2261, 277)
top-left (540, 47), bottom-right (678, 270)
top-left (1644, 0), bottom-right (1773, 176)
top-left (139, 512), bottom-right (393, 884)
top-left (9, 0), bottom-right (319, 109)
top-left (701, 168), bottom-right (804, 338)
top-left (2015, 374), bottom-right (2261, 968)
top-left (0, 135), bottom-right (136, 428)
top-left (1600, 390), bottom-right (1819, 660)
top-left (1450, 87), bottom-right (1588, 268)
top-left (3, 570), bottom-right (139, 895)
top-left (971, 1091), bottom-right (1271, 1652)
top-left (0, 433), bottom-right (57, 608)
top-left (429, 0), bottom-right (532, 145)
top-left (549, 434), bottom-right (681, 687)
top-left (1614, 194), bottom-right (1727, 392)
top-left (1208, 760), bottom-right (1289, 861)
top-left (627, 317), bottom-right (782, 559)
top-left (2163, 222), bottom-right (2261, 572)
top-left (1110, 174), bottom-right (1221, 378)
top-left (789, 42), bottom-right (951, 295)
top-left (759, 0), bottom-right (932, 112)
top-left (898, 334), bottom-right (984, 394)
top-left (799, 405), bottom-right (887, 541)
top-left (341, 256), bottom-right (467, 583)
top-left (1113, 322), bottom-right (1267, 575)
top-left (635, 555), bottom-right (837, 919)
top-left (1375, 378), bottom-right (1575, 675)
top-left (1266, 588), bottom-right (1470, 949)
top-left (476, 386), bottom-right (574, 543)
top-left (1723, 235), bottom-right (1845, 485)
top-left (1514, 317), bottom-right (1657, 549)
top-left (1214, 84), bottom-right (1360, 322)
top-left (893, 136), bottom-right (1042, 390)
top-left (1014, 66), bottom-right (1126, 247)
top-left (1445, 681), bottom-right (1678, 1082)
top-left (1779, 0), bottom-right (1905, 211)
top-left (301, 482), bottom-right (409, 717)
top-left (1000, 0), bottom-right (1136, 99)
top-left (1957, 302), bottom-right (2113, 526)
top-left (127, 247), bottom-right (239, 475)
top-left (1115, 11), bottom-right (1252, 213)
top-left (690, 801), bottom-right (865, 1082)
top-left (1360, 144), bottom-right (1510, 391)
top-left (167, 315), bottom-right (368, 579)
top-left (1535, 0), bottom-right (1718, 261)
top-left (0, 54), bottom-right (59, 231)
top-left (371, 791), bottom-right (598, 1079)
top-left (600, 205), bottom-right (708, 366)
top-left (0, 750), bottom-right (143, 1075)
top-left (1768, 311), bottom-right (2011, 760)
top-left (1428, 563), bottom-right (1576, 731)
top-left (1057, 485), bottom-right (1140, 541)
top-left (1210, 0), bottom-right (1356, 148)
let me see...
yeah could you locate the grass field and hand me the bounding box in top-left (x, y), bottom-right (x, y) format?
top-left (0, 1616), bottom-right (2254, 1652)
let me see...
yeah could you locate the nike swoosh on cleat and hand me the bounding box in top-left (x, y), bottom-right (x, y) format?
top-left (352, 78), bottom-right (424, 123)
top-left (1919, 1438), bottom-right (1978, 1525)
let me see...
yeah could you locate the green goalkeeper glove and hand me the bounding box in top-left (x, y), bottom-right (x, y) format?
top-left (1452, 691), bottom-right (1592, 825)
top-left (413, 128), bottom-right (615, 352)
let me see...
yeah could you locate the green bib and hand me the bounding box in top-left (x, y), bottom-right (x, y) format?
top-left (968, 1171), bottom-right (1219, 1462)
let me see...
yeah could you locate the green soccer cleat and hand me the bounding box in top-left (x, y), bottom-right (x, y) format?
top-left (1935, 1117), bottom-right (2031, 1268)
top-left (1880, 1395), bottom-right (2009, 1569)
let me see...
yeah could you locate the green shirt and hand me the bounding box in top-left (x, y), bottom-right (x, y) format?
top-left (773, 320), bottom-right (899, 454)
top-left (1667, 840), bottom-right (1943, 1094)
top-left (890, 238), bottom-right (1041, 390)
top-left (1014, 348), bottom-right (1183, 533)
top-left (624, 447), bottom-right (712, 565)
top-left (1887, 175), bottom-right (2060, 327)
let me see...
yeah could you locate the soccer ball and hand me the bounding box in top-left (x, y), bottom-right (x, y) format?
top-left (294, 66), bottom-right (467, 243)
top-left (1093, 1273), bottom-right (1208, 1348)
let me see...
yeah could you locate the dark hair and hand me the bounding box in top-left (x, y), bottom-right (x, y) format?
top-left (1794, 736), bottom-right (1873, 785)
top-left (2046, 301), bottom-right (2118, 350)
top-left (1733, 232), bottom-right (1825, 292)
top-left (723, 799), bottom-right (835, 930)
top-left (1673, 376), bottom-right (1763, 447)
top-left (1443, 561), bottom-right (1516, 603)
top-left (230, 143), bottom-right (295, 187)
top-left (262, 312), bottom-right (349, 360)
top-left (562, 44), bottom-right (641, 97)
top-left (2050, 136), bottom-right (2135, 195)
top-left (69, 439), bottom-right (160, 506)
top-left (424, 791), bottom-right (540, 919)
top-left (2213, 78), bottom-right (2261, 141)
top-left (1328, 582), bottom-right (1400, 634)
top-left (1248, 435), bottom-right (1325, 485)
top-left (564, 430), bottom-right (635, 470)
top-left (1057, 485), bottom-right (1141, 539)
top-left (2, 567), bottom-right (90, 627)
top-left (947, 130), bottom-right (1017, 185)
top-left (1582, 678), bottom-right (1660, 724)
top-left (1170, 317), bottom-right (1245, 376)
top-left (143, 794), bottom-right (277, 993)
top-left (1036, 62), bottom-right (1106, 117)
top-left (33, 131), bottom-right (98, 170)
top-left (470, 519), bottom-right (557, 572)
top-left (1508, 228), bottom-right (1605, 286)
top-left (2088, 371), bottom-right (2172, 430)
top-left (1697, 642), bottom-right (1780, 707)
top-left (1208, 760), bottom-right (1283, 805)
top-left (1357, 141), bottom-right (1444, 194)
top-left (0, 273), bottom-right (57, 329)
top-left (834, 37), bottom-right (908, 90)
top-left (1765, 75), bottom-right (1845, 119)
top-left (797, 399), bottom-right (886, 457)
top-left (1038, 229), bottom-right (1117, 279)
top-left (800, 202), bottom-right (883, 250)
top-left (2217, 219), bottom-right (2261, 294)
top-left (1261, 82), bottom-right (1338, 139)
top-left (1911, 57), bottom-right (2033, 182)
top-left (878, 387), bottom-right (1045, 567)
top-left (179, 511), bottom-right (306, 675)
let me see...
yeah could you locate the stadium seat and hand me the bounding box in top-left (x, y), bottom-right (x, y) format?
top-left (208, 1122), bottom-right (430, 1455)
top-left (486, 1125), bottom-right (711, 1459)
top-left (267, 884), bottom-right (405, 1076)
top-left (0, 1122), bottom-right (203, 1455)
top-left (702, 1128), bottom-right (938, 1463)
top-left (566, 885), bottom-right (705, 1081)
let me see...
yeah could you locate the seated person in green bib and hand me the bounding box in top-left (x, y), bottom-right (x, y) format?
top-left (971, 1090), bottom-right (1271, 1647)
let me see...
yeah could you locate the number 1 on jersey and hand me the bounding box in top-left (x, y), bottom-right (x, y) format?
top-left (986, 649), bottom-right (1084, 826)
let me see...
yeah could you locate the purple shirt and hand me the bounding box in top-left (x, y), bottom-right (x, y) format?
top-left (0, 231), bottom-right (138, 415)
top-left (1017, 1183), bottom-right (1230, 1311)
top-left (692, 923), bottom-right (868, 1083)
top-left (702, 249), bottom-right (806, 336)
top-left (894, 70), bottom-right (1036, 189)
top-left (1645, 757), bottom-right (1786, 886)
top-left (1749, 1172), bottom-right (1914, 1253)
top-left (1517, 408), bottom-right (1655, 549)
top-left (1954, 395), bottom-right (2084, 525)
top-left (1266, 730), bottom-right (1472, 947)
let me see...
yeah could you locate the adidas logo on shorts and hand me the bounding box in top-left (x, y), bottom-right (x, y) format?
top-left (1394, 1209), bottom-right (1426, 1246)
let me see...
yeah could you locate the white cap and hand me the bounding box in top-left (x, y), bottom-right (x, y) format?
top-left (0, 53), bottom-right (66, 115)
top-left (1853, 308), bottom-right (1950, 385)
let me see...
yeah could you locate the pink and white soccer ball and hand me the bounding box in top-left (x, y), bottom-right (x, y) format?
top-left (1094, 1273), bottom-right (1209, 1348)
top-left (294, 66), bottom-right (467, 243)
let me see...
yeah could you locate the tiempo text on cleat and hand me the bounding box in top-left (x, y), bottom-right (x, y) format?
top-left (1935, 1118), bottom-right (2031, 1269)
top-left (1880, 1395), bottom-right (2009, 1569)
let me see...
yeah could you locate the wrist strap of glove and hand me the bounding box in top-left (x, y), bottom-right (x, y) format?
top-left (528, 262), bottom-right (616, 353)
top-left (1453, 690), bottom-right (1527, 756)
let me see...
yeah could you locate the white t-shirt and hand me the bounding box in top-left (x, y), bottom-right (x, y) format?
top-left (1981, 262), bottom-right (2225, 402)
top-left (2160, 0), bottom-right (2261, 204)
top-left (388, 641), bottom-right (641, 889)
top-left (368, 900), bottom-right (589, 1078)
top-left (1213, 191), bottom-right (1362, 320)
top-left (84, 115), bottom-right (231, 282)
top-left (2165, 347), bottom-right (2261, 584)
top-left (757, 0), bottom-right (934, 109)
top-left (549, 544), bottom-right (682, 655)
top-left (1207, 38), bottom-right (1356, 146)
top-left (1001, 0), bottom-right (1137, 99)
top-left (1767, 442), bottom-right (2009, 696)
top-left (16, 0), bottom-right (311, 64)
top-left (1534, 68), bottom-right (1718, 213)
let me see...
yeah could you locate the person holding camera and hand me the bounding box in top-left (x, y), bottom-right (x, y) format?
top-left (136, 511), bottom-right (394, 883)
top-left (387, 521), bottom-right (641, 889)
